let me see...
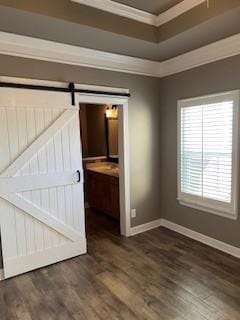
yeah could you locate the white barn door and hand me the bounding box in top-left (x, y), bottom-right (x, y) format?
top-left (0, 87), bottom-right (86, 279)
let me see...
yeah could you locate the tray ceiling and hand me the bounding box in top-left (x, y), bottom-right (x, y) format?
top-left (0, 4), bottom-right (239, 62)
top-left (113, 0), bottom-right (182, 15)
top-left (0, 0), bottom-right (240, 66)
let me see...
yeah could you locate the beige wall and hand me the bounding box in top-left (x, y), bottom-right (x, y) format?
top-left (82, 104), bottom-right (107, 158)
top-left (160, 55), bottom-right (240, 248)
top-left (108, 118), bottom-right (118, 157)
top-left (0, 54), bottom-right (161, 227)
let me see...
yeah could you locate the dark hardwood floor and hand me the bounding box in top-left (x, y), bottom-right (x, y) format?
top-left (1, 209), bottom-right (240, 320)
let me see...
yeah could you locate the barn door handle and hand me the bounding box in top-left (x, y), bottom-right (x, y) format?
top-left (76, 170), bottom-right (81, 183)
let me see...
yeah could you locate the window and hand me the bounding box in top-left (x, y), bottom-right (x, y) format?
top-left (178, 91), bottom-right (239, 219)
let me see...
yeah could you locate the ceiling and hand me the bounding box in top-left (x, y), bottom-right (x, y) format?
top-left (0, 4), bottom-right (239, 62)
top-left (112, 0), bottom-right (182, 15)
top-left (0, 0), bottom-right (239, 64)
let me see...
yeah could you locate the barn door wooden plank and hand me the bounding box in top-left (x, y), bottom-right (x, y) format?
top-left (1, 110), bottom-right (78, 178)
top-left (45, 109), bottom-right (60, 247)
top-left (69, 112), bottom-right (85, 234)
top-left (0, 108), bottom-right (18, 259)
top-left (1, 193), bottom-right (82, 242)
top-left (0, 171), bottom-right (77, 194)
top-left (24, 108), bottom-right (38, 254)
top-left (0, 87), bottom-right (86, 279)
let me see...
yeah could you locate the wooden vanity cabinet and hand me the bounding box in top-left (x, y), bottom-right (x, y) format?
top-left (86, 170), bottom-right (120, 220)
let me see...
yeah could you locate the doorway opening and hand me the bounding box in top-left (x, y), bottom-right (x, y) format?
top-left (80, 103), bottom-right (120, 235)
top-left (76, 92), bottom-right (131, 237)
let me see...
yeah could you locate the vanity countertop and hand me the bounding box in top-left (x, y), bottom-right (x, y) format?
top-left (86, 162), bottom-right (119, 177)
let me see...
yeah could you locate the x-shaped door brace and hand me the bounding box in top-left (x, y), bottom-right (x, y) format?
top-left (0, 110), bottom-right (82, 242)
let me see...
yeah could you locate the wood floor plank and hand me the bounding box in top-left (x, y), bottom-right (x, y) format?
top-left (68, 258), bottom-right (139, 320)
top-left (3, 278), bottom-right (33, 320)
top-left (0, 209), bottom-right (240, 320)
top-left (89, 237), bottom-right (220, 320)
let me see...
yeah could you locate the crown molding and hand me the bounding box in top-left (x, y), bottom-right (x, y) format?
top-left (155, 0), bottom-right (206, 26)
top-left (0, 32), bottom-right (160, 77)
top-left (71, 0), bottom-right (206, 26)
top-left (71, 0), bottom-right (155, 25)
top-left (160, 33), bottom-right (240, 77)
top-left (0, 32), bottom-right (240, 78)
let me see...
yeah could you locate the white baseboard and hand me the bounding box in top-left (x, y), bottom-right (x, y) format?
top-left (130, 218), bottom-right (162, 236)
top-left (160, 219), bottom-right (240, 258)
top-left (130, 218), bottom-right (240, 258)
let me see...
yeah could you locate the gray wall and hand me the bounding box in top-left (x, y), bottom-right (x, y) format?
top-left (0, 54), bottom-right (161, 227)
top-left (1, 52), bottom-right (240, 246)
top-left (160, 55), bottom-right (240, 248)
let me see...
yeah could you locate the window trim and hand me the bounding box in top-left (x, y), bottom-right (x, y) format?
top-left (177, 90), bottom-right (240, 220)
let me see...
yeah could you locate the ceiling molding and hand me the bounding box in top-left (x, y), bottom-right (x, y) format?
top-left (71, 0), bottom-right (206, 26)
top-left (71, 0), bottom-right (156, 25)
top-left (160, 33), bottom-right (240, 77)
top-left (0, 32), bottom-right (160, 77)
top-left (155, 0), bottom-right (206, 26)
top-left (0, 32), bottom-right (239, 78)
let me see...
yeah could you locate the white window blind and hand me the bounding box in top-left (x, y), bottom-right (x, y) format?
top-left (178, 91), bottom-right (239, 219)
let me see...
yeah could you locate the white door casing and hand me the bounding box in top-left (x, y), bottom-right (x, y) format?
top-left (0, 88), bottom-right (86, 279)
top-left (76, 93), bottom-right (131, 236)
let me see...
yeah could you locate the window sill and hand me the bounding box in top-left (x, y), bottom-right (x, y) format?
top-left (178, 199), bottom-right (238, 221)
